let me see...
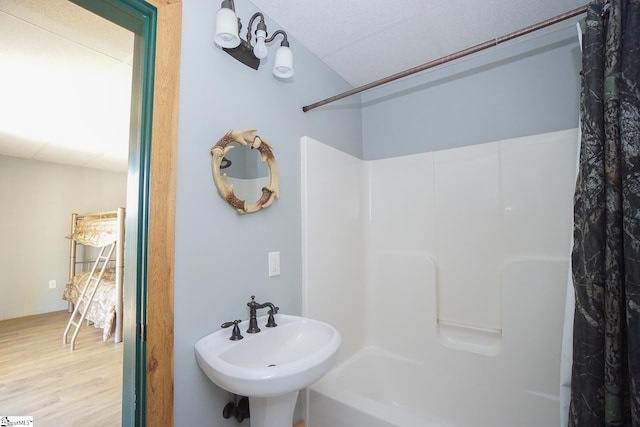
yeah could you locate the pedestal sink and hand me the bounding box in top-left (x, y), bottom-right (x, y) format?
top-left (195, 314), bottom-right (341, 427)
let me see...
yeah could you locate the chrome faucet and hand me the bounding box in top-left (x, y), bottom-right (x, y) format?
top-left (246, 295), bottom-right (279, 333)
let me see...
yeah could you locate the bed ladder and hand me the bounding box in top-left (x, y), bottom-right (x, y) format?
top-left (63, 242), bottom-right (116, 350)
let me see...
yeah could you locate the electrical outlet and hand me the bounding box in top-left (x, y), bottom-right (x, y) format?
top-left (49, 280), bottom-right (56, 289)
top-left (268, 252), bottom-right (280, 277)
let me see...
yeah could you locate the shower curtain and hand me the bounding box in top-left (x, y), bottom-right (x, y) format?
top-left (569, 0), bottom-right (640, 425)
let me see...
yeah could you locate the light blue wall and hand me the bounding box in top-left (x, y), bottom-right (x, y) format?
top-left (362, 23), bottom-right (582, 159)
top-left (174, 4), bottom-right (582, 424)
top-left (173, 0), bottom-right (361, 425)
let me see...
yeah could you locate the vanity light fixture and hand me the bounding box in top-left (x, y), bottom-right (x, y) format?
top-left (214, 0), bottom-right (294, 79)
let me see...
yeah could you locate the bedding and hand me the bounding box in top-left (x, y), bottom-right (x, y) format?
top-left (62, 269), bottom-right (117, 341)
top-left (67, 213), bottom-right (119, 247)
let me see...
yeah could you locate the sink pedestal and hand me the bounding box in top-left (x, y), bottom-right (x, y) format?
top-left (249, 391), bottom-right (299, 427)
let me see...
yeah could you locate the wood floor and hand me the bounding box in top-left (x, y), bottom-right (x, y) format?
top-left (0, 310), bottom-right (122, 427)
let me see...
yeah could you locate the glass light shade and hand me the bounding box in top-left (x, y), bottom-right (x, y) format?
top-left (253, 29), bottom-right (268, 59)
top-left (273, 45), bottom-right (294, 78)
top-left (214, 7), bottom-right (240, 48)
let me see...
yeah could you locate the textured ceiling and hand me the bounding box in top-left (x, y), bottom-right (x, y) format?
top-left (248, 0), bottom-right (586, 87)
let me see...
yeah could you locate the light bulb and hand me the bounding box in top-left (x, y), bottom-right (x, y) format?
top-left (253, 29), bottom-right (268, 59)
top-left (273, 45), bottom-right (294, 78)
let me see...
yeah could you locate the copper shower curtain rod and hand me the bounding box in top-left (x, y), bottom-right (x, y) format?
top-left (302, 4), bottom-right (588, 113)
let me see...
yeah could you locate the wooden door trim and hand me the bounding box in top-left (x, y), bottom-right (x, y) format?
top-left (145, 1), bottom-right (181, 425)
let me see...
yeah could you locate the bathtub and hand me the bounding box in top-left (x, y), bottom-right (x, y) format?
top-left (301, 133), bottom-right (577, 427)
top-left (307, 346), bottom-right (561, 427)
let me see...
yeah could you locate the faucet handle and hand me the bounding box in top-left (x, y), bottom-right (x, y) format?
top-left (221, 319), bottom-right (243, 341)
top-left (266, 306), bottom-right (279, 327)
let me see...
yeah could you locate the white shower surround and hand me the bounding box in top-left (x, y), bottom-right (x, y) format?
top-left (301, 129), bottom-right (579, 427)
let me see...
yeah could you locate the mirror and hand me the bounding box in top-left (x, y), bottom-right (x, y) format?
top-left (222, 141), bottom-right (269, 203)
top-left (210, 129), bottom-right (280, 213)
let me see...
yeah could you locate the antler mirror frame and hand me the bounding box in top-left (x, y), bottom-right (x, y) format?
top-left (210, 129), bottom-right (280, 214)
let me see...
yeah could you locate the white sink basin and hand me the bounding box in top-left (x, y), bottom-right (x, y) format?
top-left (195, 314), bottom-right (341, 398)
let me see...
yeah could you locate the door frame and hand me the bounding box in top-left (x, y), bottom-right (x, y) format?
top-left (70, 0), bottom-right (180, 425)
top-left (140, 2), bottom-right (179, 425)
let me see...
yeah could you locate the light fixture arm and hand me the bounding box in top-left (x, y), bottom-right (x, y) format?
top-left (245, 12), bottom-right (266, 45)
top-left (265, 29), bottom-right (289, 47)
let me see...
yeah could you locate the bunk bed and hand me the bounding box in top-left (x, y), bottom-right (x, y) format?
top-left (62, 208), bottom-right (125, 348)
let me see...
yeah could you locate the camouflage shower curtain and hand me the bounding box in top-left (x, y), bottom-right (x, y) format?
top-left (569, 0), bottom-right (640, 425)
